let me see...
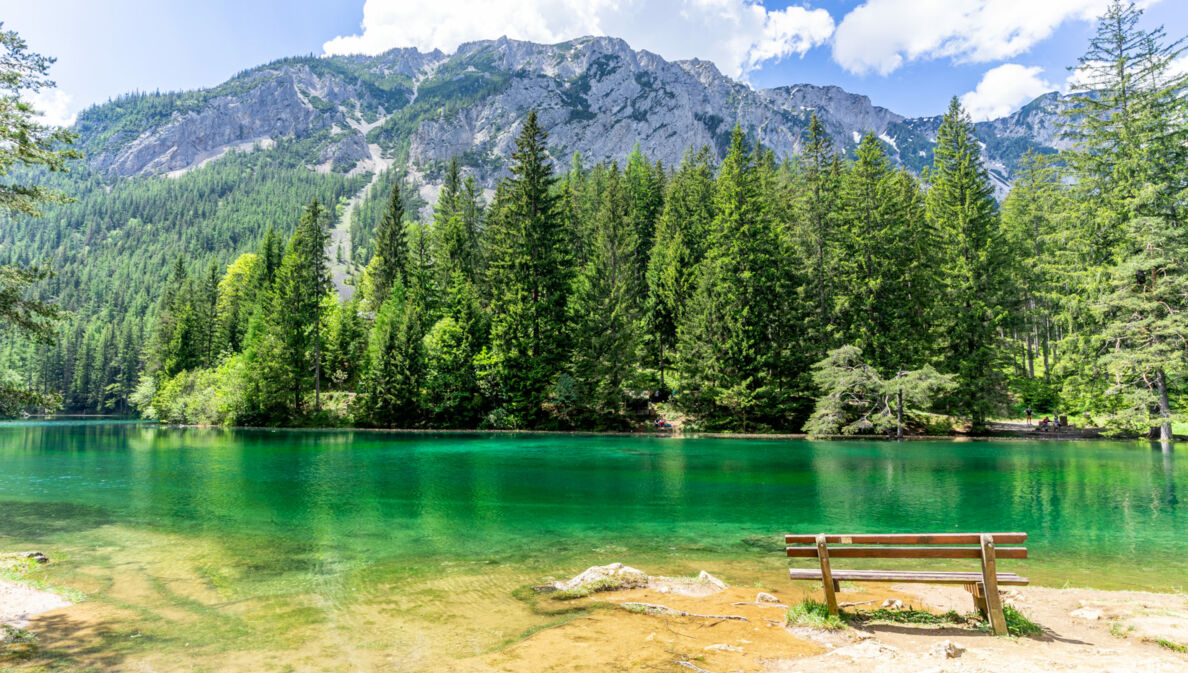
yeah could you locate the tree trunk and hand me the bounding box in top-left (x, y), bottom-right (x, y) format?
top-left (1156, 368), bottom-right (1172, 441)
top-left (1041, 316), bottom-right (1050, 378)
top-left (896, 388), bottom-right (904, 442)
top-left (314, 307), bottom-right (322, 412)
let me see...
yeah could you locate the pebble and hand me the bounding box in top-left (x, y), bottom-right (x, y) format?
top-left (929, 639), bottom-right (965, 659)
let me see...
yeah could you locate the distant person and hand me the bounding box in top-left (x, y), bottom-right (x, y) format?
top-left (1025, 407), bottom-right (1032, 425)
top-left (1039, 417), bottom-right (1051, 431)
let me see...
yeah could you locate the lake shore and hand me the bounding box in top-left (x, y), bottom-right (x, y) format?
top-left (7, 561), bottom-right (1187, 672)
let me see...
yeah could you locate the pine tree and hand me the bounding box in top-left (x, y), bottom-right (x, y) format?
top-left (645, 147), bottom-right (715, 391)
top-left (676, 126), bottom-right (801, 430)
top-left (371, 179), bottom-right (409, 308)
top-left (571, 165), bottom-right (640, 421)
top-left (486, 110), bottom-right (573, 426)
top-left (624, 145), bottom-right (664, 290)
top-left (796, 113), bottom-right (842, 337)
top-left (294, 199), bottom-right (331, 410)
top-left (1066, 1), bottom-right (1188, 439)
top-left (358, 288), bottom-right (425, 426)
top-left (927, 97), bottom-right (1008, 432)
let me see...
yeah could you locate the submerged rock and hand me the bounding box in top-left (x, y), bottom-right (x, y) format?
top-left (698, 571), bottom-right (727, 590)
top-left (881, 598), bottom-right (904, 609)
top-left (15, 552), bottom-right (49, 564)
top-left (756, 591), bottom-right (780, 603)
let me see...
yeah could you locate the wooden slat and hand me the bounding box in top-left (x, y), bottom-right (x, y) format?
top-left (788, 568), bottom-right (1029, 585)
top-left (786, 546), bottom-right (1027, 559)
top-left (784, 533), bottom-right (1027, 545)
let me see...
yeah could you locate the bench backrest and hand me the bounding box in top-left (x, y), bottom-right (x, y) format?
top-left (786, 533), bottom-right (1028, 559)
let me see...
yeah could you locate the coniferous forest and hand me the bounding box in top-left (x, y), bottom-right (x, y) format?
top-left (2, 1), bottom-right (1186, 438)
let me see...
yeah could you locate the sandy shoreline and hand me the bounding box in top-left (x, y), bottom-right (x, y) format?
top-left (5, 558), bottom-right (1186, 672)
top-left (0, 579), bottom-right (71, 631)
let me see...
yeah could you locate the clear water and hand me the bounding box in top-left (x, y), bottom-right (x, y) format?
top-left (1, 422), bottom-right (1186, 670)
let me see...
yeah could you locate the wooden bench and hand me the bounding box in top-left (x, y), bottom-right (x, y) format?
top-left (785, 533), bottom-right (1028, 635)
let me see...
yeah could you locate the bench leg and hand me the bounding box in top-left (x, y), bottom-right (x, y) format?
top-left (817, 535), bottom-right (839, 616)
top-left (980, 535), bottom-right (1008, 636)
top-left (964, 582), bottom-right (988, 619)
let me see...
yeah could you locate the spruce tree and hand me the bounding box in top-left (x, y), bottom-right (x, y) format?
top-left (645, 146), bottom-right (715, 391)
top-left (676, 126), bottom-right (799, 430)
top-left (359, 288), bottom-right (425, 426)
top-left (571, 165), bottom-right (640, 421)
top-left (372, 179), bottom-right (409, 308)
top-left (927, 97), bottom-right (1008, 432)
top-left (796, 113), bottom-right (842, 336)
top-left (486, 110), bottom-right (573, 426)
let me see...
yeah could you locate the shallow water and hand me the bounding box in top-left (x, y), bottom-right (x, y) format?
top-left (1, 422), bottom-right (1185, 671)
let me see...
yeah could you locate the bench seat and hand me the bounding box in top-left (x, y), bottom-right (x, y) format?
top-left (785, 532), bottom-right (1028, 635)
top-left (788, 568), bottom-right (1028, 585)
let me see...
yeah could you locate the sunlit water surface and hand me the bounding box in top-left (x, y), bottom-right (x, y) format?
top-left (1, 422), bottom-right (1185, 671)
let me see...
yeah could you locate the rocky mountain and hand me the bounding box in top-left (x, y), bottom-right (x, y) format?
top-left (71, 36), bottom-right (1069, 200)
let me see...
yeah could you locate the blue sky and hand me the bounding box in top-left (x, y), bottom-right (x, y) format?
top-left (4, 0), bottom-right (1185, 126)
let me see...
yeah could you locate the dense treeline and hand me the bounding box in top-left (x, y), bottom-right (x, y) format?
top-left (0, 143), bottom-right (368, 414)
top-left (5, 2), bottom-right (1186, 436)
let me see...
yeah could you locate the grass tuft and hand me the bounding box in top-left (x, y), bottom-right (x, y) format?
top-left (1002, 604), bottom-right (1043, 637)
top-left (1153, 638), bottom-right (1187, 653)
top-left (786, 598), bottom-right (846, 630)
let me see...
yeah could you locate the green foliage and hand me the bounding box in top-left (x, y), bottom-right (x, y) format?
top-left (485, 110), bottom-right (574, 426)
top-left (1001, 604), bottom-right (1043, 637)
top-left (785, 598), bottom-right (846, 629)
top-left (676, 126), bottom-right (809, 431)
top-left (6, 3), bottom-right (1187, 435)
top-left (927, 97), bottom-right (1009, 432)
top-left (805, 345), bottom-right (954, 437)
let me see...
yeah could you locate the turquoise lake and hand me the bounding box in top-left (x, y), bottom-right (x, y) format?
top-left (0, 422), bottom-right (1185, 670)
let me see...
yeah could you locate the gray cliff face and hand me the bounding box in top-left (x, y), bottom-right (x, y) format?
top-left (73, 35), bottom-right (1067, 194)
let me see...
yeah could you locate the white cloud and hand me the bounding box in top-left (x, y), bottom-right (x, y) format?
top-left (832, 0), bottom-right (1161, 76)
top-left (961, 64), bottom-right (1054, 121)
top-left (323, 0), bottom-right (835, 78)
top-left (28, 89), bottom-right (77, 128)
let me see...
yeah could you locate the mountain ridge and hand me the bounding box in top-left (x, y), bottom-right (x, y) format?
top-left (69, 35), bottom-right (1069, 198)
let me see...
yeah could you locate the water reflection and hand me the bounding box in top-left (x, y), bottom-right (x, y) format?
top-left (1, 424), bottom-right (1186, 588)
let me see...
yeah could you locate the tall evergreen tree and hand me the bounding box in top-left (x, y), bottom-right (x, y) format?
top-left (645, 147), bottom-right (716, 391)
top-left (371, 179), bottom-right (409, 308)
top-left (485, 110), bottom-right (573, 426)
top-left (571, 165), bottom-right (641, 421)
top-left (796, 113), bottom-right (842, 336)
top-left (677, 126), bottom-right (801, 430)
top-left (927, 97), bottom-right (1008, 431)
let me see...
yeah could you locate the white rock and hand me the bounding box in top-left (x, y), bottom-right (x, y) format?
top-left (552, 563), bottom-right (647, 592)
top-left (881, 598), bottom-right (904, 609)
top-left (704, 643), bottom-right (743, 653)
top-left (698, 570), bottom-right (727, 590)
top-left (1070, 607), bottom-right (1104, 621)
top-left (929, 639), bottom-right (965, 658)
top-left (829, 640), bottom-right (899, 659)
top-left (756, 591), bottom-right (780, 603)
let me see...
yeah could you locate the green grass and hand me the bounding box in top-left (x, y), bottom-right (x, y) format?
top-left (787, 598), bottom-right (1041, 638)
top-left (785, 599), bottom-right (846, 630)
top-left (1001, 605), bottom-right (1043, 637)
top-left (1154, 638), bottom-right (1187, 653)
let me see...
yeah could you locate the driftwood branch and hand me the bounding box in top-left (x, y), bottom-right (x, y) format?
top-left (677, 661), bottom-right (720, 673)
top-left (620, 602), bottom-right (749, 622)
top-left (729, 601), bottom-right (788, 608)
